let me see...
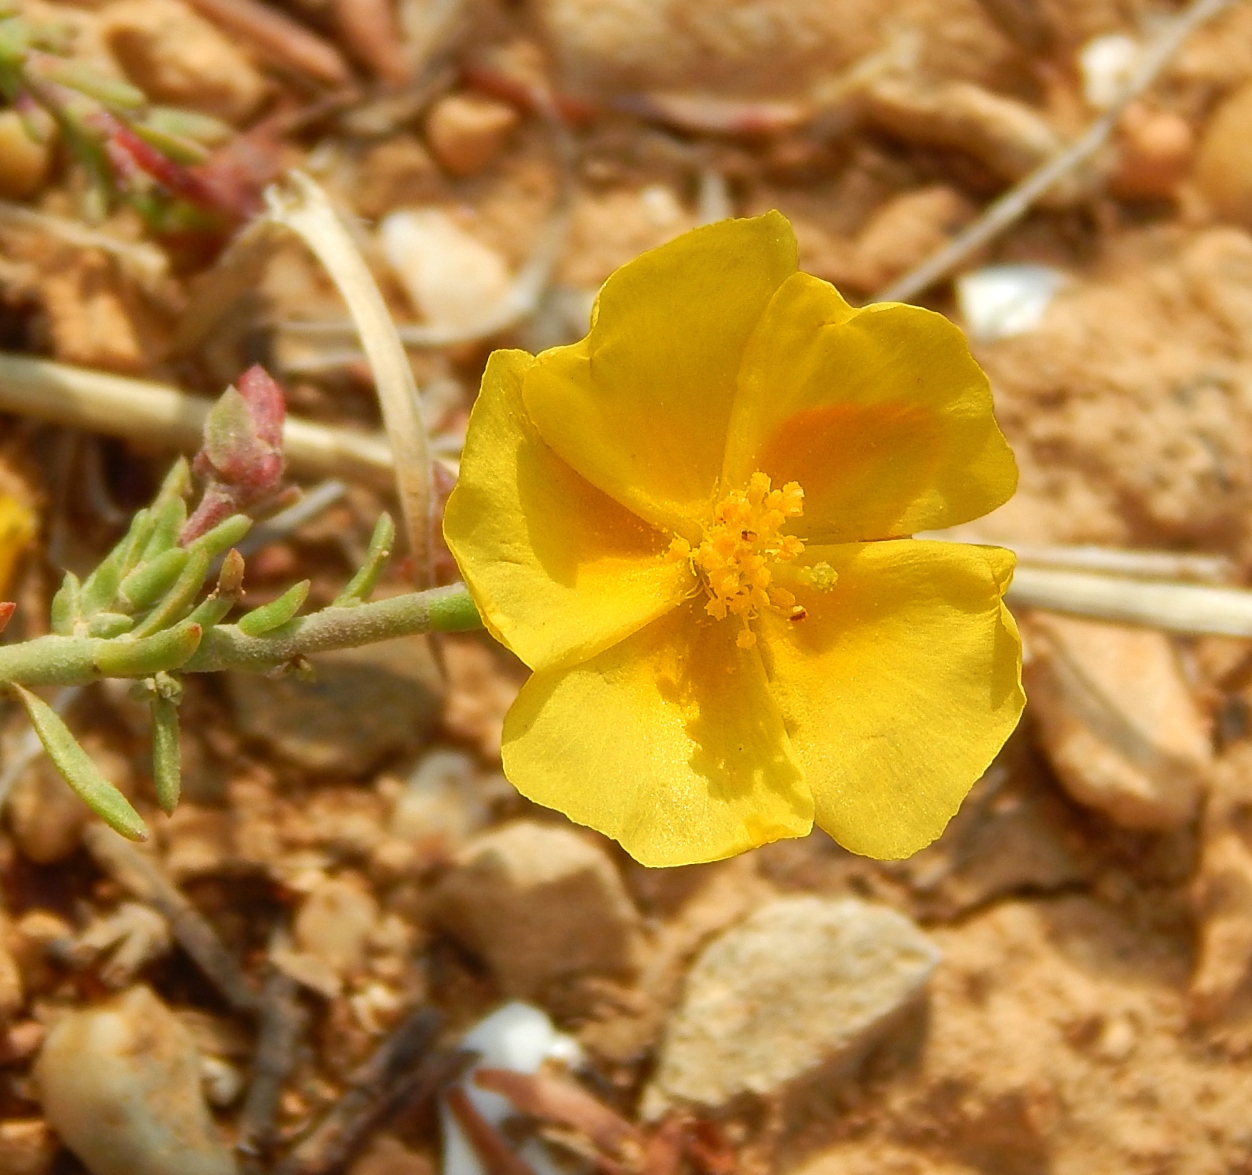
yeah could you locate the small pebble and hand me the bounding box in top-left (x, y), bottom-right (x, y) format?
top-left (647, 896), bottom-right (939, 1112)
top-left (0, 1118), bottom-right (56, 1175)
top-left (430, 821), bottom-right (641, 998)
top-left (1194, 79), bottom-right (1252, 230)
top-left (425, 93), bottom-right (519, 177)
top-left (1078, 33), bottom-right (1141, 110)
top-left (379, 209), bottom-right (512, 335)
top-left (1024, 614), bottom-right (1211, 830)
top-left (35, 986), bottom-right (237, 1175)
top-left (293, 876), bottom-right (379, 978)
top-left (1111, 103), bottom-right (1193, 201)
top-left (0, 111), bottom-right (51, 200)
top-left (101, 0), bottom-right (267, 124)
top-left (956, 263), bottom-right (1068, 341)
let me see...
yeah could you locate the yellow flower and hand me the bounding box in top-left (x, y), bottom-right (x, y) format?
top-left (444, 212), bottom-right (1024, 868)
top-left (0, 492), bottom-right (34, 597)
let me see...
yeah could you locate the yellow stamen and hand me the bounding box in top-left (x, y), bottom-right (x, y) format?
top-left (668, 472), bottom-right (813, 645)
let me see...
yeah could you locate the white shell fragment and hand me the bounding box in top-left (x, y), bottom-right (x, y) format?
top-left (379, 209), bottom-right (512, 334)
top-left (441, 1002), bottom-right (583, 1175)
top-left (1079, 34), bottom-right (1142, 111)
top-left (956, 263), bottom-right (1068, 342)
top-left (35, 986), bottom-right (237, 1175)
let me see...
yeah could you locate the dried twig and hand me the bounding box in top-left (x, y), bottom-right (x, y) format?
top-left (0, 200), bottom-right (167, 285)
top-left (266, 172), bottom-right (434, 587)
top-left (238, 966), bottom-right (306, 1168)
top-left (333, 0), bottom-right (413, 87)
top-left (0, 351), bottom-right (395, 491)
top-left (928, 532), bottom-right (1233, 583)
top-left (274, 1007), bottom-right (465, 1175)
top-left (445, 1086), bottom-right (540, 1175)
top-left (185, 0), bottom-right (353, 87)
top-left (1008, 565), bottom-right (1252, 637)
top-left (873, 0), bottom-right (1241, 303)
top-left (474, 1069), bottom-right (646, 1163)
top-left (83, 824), bottom-right (260, 1014)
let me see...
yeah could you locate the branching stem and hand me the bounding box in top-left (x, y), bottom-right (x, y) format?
top-left (0, 583), bottom-right (480, 687)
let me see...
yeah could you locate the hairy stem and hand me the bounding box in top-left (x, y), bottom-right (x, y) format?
top-left (0, 583), bottom-right (481, 687)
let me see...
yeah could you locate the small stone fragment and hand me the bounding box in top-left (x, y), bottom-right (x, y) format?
top-left (379, 209), bottom-right (512, 335)
top-left (1195, 79), bottom-right (1252, 230)
top-left (0, 1119), bottom-right (56, 1175)
top-left (40, 250), bottom-right (172, 374)
top-left (349, 1135), bottom-right (433, 1175)
top-left (1024, 614), bottom-right (1211, 830)
top-left (647, 896), bottom-right (939, 1111)
top-left (425, 93), bottom-right (520, 177)
top-left (0, 909), bottom-right (23, 1019)
top-left (430, 821), bottom-right (641, 999)
top-left (1110, 103), bottom-right (1193, 201)
top-left (0, 111), bottom-right (51, 200)
top-left (1191, 740), bottom-right (1252, 1021)
top-left (101, 0), bottom-right (268, 124)
top-left (225, 635), bottom-right (443, 775)
top-left (293, 876), bottom-right (379, 978)
top-left (35, 985), bottom-right (237, 1175)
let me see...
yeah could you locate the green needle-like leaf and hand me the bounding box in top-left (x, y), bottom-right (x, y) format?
top-left (237, 580), bottom-right (310, 636)
top-left (49, 571), bottom-right (81, 635)
top-left (11, 684), bottom-right (148, 841)
top-left (333, 513), bottom-right (395, 607)
top-left (150, 692), bottom-right (181, 814)
top-left (118, 547), bottom-right (189, 611)
top-left (94, 619), bottom-right (202, 677)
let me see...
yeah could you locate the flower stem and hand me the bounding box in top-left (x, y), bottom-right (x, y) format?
top-left (0, 583), bottom-right (481, 687)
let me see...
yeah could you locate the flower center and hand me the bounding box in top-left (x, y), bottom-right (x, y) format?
top-left (667, 472), bottom-right (810, 649)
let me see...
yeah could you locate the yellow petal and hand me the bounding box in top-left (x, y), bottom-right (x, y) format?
top-left (723, 273), bottom-right (1017, 542)
top-left (444, 350), bottom-right (693, 672)
top-left (759, 540), bottom-right (1023, 859)
top-left (0, 492), bottom-right (34, 596)
top-left (522, 213), bottom-right (798, 535)
top-left (502, 602), bottom-right (813, 867)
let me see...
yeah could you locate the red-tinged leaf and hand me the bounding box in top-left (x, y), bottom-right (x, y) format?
top-left (0, 602), bottom-right (15, 634)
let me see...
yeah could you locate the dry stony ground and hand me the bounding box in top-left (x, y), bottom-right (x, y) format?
top-left (6, 1), bottom-right (1252, 1174)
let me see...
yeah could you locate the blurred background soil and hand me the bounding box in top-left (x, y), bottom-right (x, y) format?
top-left (4, 0), bottom-right (1252, 1173)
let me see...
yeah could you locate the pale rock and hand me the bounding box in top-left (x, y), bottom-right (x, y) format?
top-left (379, 209), bottom-right (512, 335)
top-left (647, 896), bottom-right (939, 1111)
top-left (1024, 614), bottom-right (1211, 830)
top-left (35, 986), bottom-right (237, 1175)
top-left (294, 876), bottom-right (379, 978)
top-left (102, 0), bottom-right (267, 124)
top-left (425, 93), bottom-right (519, 177)
top-left (430, 822), bottom-right (641, 998)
